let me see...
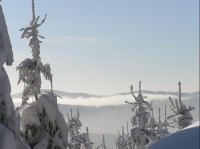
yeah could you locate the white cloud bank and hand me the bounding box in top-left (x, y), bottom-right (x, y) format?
top-left (12, 92), bottom-right (193, 107)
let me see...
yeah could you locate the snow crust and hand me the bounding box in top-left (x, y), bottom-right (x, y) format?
top-left (149, 121), bottom-right (200, 149)
top-left (182, 121), bottom-right (199, 130)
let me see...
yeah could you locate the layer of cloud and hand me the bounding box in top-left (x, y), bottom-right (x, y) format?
top-left (12, 92), bottom-right (192, 107)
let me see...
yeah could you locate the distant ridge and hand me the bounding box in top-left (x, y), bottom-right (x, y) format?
top-left (116, 90), bottom-right (199, 97)
top-left (12, 89), bottom-right (199, 99)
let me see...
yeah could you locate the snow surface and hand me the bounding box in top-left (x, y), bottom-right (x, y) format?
top-left (149, 121), bottom-right (200, 149)
top-left (182, 121), bottom-right (199, 130)
top-left (0, 123), bottom-right (17, 149)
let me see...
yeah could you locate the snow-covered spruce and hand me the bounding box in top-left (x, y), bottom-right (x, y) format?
top-left (117, 81), bottom-right (196, 149)
top-left (167, 82), bottom-right (195, 131)
top-left (118, 81), bottom-right (171, 149)
top-left (67, 109), bottom-right (93, 149)
top-left (17, 0), bottom-right (52, 102)
top-left (18, 94), bottom-right (68, 148)
top-left (115, 125), bottom-right (132, 149)
top-left (16, 0), bottom-right (68, 148)
top-left (17, 58), bottom-right (52, 101)
top-left (0, 3), bottom-right (30, 149)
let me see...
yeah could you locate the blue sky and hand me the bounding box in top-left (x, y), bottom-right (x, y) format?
top-left (2, 0), bottom-right (199, 95)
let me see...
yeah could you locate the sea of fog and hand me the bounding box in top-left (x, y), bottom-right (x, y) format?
top-left (12, 91), bottom-right (199, 149)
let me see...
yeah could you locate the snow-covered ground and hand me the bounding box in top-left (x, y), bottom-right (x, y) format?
top-left (149, 121), bottom-right (200, 149)
top-left (0, 124), bottom-right (17, 149)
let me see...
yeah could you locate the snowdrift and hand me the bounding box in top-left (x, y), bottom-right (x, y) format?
top-left (149, 121), bottom-right (200, 149)
top-left (0, 124), bottom-right (16, 149)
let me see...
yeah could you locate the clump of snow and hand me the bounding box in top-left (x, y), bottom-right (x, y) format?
top-left (18, 103), bottom-right (40, 134)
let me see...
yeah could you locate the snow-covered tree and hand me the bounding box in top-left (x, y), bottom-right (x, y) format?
top-left (150, 107), bottom-right (171, 139)
top-left (16, 0), bottom-right (68, 148)
top-left (116, 124), bottom-right (133, 149)
top-left (19, 94), bottom-right (68, 148)
top-left (124, 81), bottom-right (172, 149)
top-left (121, 81), bottom-right (194, 149)
top-left (67, 109), bottom-right (93, 149)
top-left (125, 81), bottom-right (152, 128)
top-left (0, 2), bottom-right (30, 149)
top-left (167, 82), bottom-right (195, 130)
top-left (124, 81), bottom-right (153, 149)
top-left (17, 0), bottom-right (52, 102)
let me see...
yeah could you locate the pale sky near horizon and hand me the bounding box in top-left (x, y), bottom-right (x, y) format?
top-left (1, 0), bottom-right (199, 95)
